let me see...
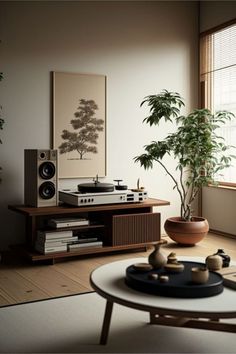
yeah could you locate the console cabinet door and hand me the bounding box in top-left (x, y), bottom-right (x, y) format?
top-left (112, 212), bottom-right (160, 246)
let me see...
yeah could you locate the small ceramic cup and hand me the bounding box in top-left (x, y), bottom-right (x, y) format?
top-left (191, 267), bottom-right (209, 284)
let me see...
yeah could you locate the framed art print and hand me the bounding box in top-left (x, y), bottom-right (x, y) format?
top-left (52, 72), bottom-right (106, 178)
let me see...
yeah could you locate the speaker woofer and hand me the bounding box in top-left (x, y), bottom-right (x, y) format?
top-left (39, 162), bottom-right (56, 179)
top-left (39, 181), bottom-right (56, 200)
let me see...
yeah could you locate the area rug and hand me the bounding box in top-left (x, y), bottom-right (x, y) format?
top-left (0, 292), bottom-right (235, 353)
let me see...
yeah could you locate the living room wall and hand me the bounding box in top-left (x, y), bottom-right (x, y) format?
top-left (0, 1), bottom-right (198, 250)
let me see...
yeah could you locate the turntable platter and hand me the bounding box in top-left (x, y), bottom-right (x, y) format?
top-left (78, 182), bottom-right (114, 193)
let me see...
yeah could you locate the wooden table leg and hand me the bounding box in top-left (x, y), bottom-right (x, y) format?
top-left (100, 300), bottom-right (114, 345)
top-left (149, 312), bottom-right (236, 333)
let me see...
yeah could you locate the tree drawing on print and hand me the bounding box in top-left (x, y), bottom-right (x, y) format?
top-left (59, 99), bottom-right (104, 160)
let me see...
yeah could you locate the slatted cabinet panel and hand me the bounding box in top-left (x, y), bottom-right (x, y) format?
top-left (112, 213), bottom-right (160, 246)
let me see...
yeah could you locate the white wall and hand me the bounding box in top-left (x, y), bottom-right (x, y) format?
top-left (0, 1), bottom-right (199, 250)
top-left (200, 1), bottom-right (236, 237)
top-left (202, 186), bottom-right (236, 235)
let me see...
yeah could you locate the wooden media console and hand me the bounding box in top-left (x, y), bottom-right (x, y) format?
top-left (9, 198), bottom-right (169, 263)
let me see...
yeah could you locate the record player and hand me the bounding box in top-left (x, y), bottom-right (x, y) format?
top-left (59, 176), bottom-right (148, 207)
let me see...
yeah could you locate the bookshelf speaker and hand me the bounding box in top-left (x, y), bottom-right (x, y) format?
top-left (24, 149), bottom-right (58, 207)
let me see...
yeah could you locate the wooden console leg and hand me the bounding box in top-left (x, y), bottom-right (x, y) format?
top-left (149, 312), bottom-right (157, 324)
top-left (100, 300), bottom-right (114, 345)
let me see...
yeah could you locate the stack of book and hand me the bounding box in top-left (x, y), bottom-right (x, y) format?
top-left (68, 233), bottom-right (103, 252)
top-left (48, 217), bottom-right (89, 228)
top-left (35, 230), bottom-right (79, 254)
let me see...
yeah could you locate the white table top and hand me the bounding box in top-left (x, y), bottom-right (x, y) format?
top-left (90, 256), bottom-right (236, 318)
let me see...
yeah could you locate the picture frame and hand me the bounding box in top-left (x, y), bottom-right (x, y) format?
top-left (52, 72), bottom-right (106, 178)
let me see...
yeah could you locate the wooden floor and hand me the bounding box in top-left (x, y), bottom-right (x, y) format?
top-left (0, 233), bottom-right (235, 307)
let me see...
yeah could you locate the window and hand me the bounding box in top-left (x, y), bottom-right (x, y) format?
top-left (200, 21), bottom-right (236, 185)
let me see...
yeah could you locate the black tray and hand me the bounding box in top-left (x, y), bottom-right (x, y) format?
top-left (125, 261), bottom-right (224, 298)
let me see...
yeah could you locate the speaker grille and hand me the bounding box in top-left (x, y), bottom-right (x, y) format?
top-left (39, 181), bottom-right (56, 199)
top-left (39, 162), bottom-right (56, 179)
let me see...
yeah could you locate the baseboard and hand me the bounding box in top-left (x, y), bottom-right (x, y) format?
top-left (209, 228), bottom-right (236, 239)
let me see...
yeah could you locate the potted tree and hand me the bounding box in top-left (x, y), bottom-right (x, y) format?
top-left (134, 90), bottom-right (235, 245)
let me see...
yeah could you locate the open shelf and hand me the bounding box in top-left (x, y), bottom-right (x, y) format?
top-left (12, 242), bottom-right (153, 263)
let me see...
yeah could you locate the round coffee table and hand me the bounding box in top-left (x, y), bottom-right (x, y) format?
top-left (90, 256), bottom-right (236, 344)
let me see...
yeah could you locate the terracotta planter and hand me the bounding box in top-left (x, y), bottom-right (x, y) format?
top-left (164, 216), bottom-right (209, 245)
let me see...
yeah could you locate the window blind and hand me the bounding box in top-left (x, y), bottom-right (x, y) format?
top-left (200, 22), bottom-right (236, 184)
